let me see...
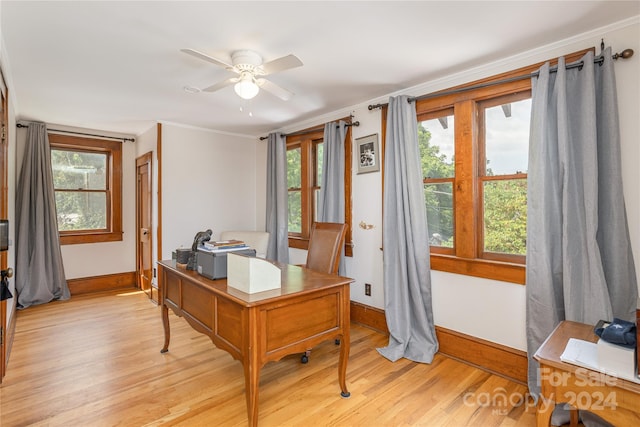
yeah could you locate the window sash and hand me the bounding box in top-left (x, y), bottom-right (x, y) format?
top-left (54, 189), bottom-right (110, 233)
top-left (476, 91), bottom-right (530, 263)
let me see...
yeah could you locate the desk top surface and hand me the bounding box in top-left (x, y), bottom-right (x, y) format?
top-left (534, 321), bottom-right (598, 364)
top-left (158, 259), bottom-right (353, 306)
top-left (534, 320), bottom-right (640, 393)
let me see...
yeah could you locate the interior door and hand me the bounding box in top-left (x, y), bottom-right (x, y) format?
top-left (0, 69), bottom-right (8, 382)
top-left (136, 152), bottom-right (153, 300)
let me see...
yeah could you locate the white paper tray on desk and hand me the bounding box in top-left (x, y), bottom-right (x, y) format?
top-left (227, 253), bottom-right (281, 294)
top-left (560, 338), bottom-right (640, 384)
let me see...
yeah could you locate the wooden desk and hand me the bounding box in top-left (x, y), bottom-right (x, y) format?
top-left (534, 320), bottom-right (640, 426)
top-left (158, 260), bottom-right (353, 426)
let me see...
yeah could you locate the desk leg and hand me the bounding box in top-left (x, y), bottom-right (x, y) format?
top-left (339, 288), bottom-right (351, 398)
top-left (244, 357), bottom-right (261, 427)
top-left (160, 304), bottom-right (170, 353)
top-left (338, 335), bottom-right (350, 397)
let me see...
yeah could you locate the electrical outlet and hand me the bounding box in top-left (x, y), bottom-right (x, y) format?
top-left (365, 283), bottom-right (371, 296)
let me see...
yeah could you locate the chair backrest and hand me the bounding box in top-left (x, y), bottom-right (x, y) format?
top-left (219, 230), bottom-right (270, 258)
top-left (305, 222), bottom-right (347, 275)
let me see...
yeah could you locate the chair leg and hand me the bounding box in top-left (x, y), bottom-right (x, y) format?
top-left (301, 339), bottom-right (339, 363)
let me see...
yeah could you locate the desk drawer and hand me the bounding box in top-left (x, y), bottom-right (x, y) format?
top-left (216, 297), bottom-right (243, 352)
top-left (164, 269), bottom-right (181, 305)
top-left (264, 292), bottom-right (340, 352)
top-left (182, 279), bottom-right (214, 331)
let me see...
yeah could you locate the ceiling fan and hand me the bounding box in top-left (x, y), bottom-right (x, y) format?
top-left (181, 48), bottom-right (303, 101)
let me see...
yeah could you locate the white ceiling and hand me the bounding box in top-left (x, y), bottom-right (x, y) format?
top-left (2, 1), bottom-right (638, 137)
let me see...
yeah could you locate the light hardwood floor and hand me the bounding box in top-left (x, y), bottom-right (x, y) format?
top-left (0, 289), bottom-right (537, 426)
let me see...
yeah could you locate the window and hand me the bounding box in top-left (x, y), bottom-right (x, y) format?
top-left (49, 133), bottom-right (123, 244)
top-left (286, 124), bottom-right (352, 255)
top-left (386, 49), bottom-right (591, 284)
top-left (419, 93), bottom-right (531, 264)
top-left (416, 84), bottom-right (530, 284)
top-left (478, 94), bottom-right (529, 262)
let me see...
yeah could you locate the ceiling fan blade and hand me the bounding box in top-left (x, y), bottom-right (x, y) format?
top-left (257, 79), bottom-right (294, 101)
top-left (181, 48), bottom-right (233, 69)
top-left (260, 54), bottom-right (303, 75)
top-left (202, 78), bottom-right (236, 93)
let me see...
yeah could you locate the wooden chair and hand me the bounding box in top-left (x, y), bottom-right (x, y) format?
top-left (304, 222), bottom-right (347, 275)
top-left (300, 222), bottom-right (347, 363)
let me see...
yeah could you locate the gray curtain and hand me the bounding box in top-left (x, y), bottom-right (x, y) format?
top-left (526, 48), bottom-right (638, 396)
top-left (15, 122), bottom-right (69, 309)
top-left (377, 95), bottom-right (439, 363)
top-left (265, 132), bottom-right (289, 263)
top-left (318, 120), bottom-right (347, 275)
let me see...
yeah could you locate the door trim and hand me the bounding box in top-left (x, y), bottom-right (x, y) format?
top-left (136, 151), bottom-right (153, 300)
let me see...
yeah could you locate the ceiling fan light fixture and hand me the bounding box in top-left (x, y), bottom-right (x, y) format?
top-left (181, 48), bottom-right (302, 101)
top-left (234, 73), bottom-right (259, 100)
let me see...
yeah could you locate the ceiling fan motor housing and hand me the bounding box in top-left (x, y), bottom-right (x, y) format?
top-left (231, 50), bottom-right (264, 74)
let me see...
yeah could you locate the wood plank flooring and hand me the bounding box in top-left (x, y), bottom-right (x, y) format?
top-left (0, 289), bottom-right (537, 426)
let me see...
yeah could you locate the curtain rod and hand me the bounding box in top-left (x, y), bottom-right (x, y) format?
top-left (367, 47), bottom-right (634, 110)
top-left (258, 120), bottom-right (360, 141)
top-left (16, 123), bottom-right (135, 143)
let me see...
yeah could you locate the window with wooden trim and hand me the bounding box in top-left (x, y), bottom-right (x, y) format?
top-left (419, 92), bottom-right (531, 264)
top-left (286, 124), bottom-right (352, 256)
top-left (383, 49), bottom-right (591, 284)
top-left (49, 133), bottom-right (123, 245)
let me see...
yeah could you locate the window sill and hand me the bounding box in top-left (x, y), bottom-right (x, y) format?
top-left (430, 254), bottom-right (525, 285)
top-left (60, 231), bottom-right (123, 245)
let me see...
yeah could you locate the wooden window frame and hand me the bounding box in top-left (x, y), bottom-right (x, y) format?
top-left (286, 123), bottom-right (353, 256)
top-left (477, 92), bottom-right (529, 264)
top-left (49, 133), bottom-right (123, 245)
top-left (382, 49), bottom-right (592, 284)
top-left (421, 107), bottom-right (456, 257)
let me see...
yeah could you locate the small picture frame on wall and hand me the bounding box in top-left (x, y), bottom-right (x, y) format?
top-left (356, 134), bottom-right (380, 174)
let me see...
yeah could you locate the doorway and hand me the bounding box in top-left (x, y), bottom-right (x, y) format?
top-left (136, 152), bottom-right (153, 301)
top-left (0, 68), bottom-right (8, 382)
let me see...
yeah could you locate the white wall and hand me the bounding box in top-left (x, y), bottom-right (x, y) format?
top-left (160, 123), bottom-right (258, 260)
top-left (278, 19), bottom-right (640, 352)
top-left (254, 139), bottom-right (267, 232)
